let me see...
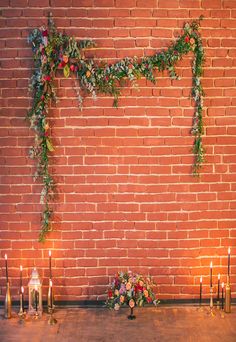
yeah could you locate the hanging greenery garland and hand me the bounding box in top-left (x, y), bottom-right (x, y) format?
top-left (27, 15), bottom-right (205, 242)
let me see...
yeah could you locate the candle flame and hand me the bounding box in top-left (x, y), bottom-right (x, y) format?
top-left (200, 276), bottom-right (202, 283)
top-left (218, 273), bottom-right (220, 280)
top-left (21, 286), bottom-right (24, 293)
top-left (50, 279), bottom-right (53, 287)
top-left (49, 250), bottom-right (51, 257)
top-left (20, 265), bottom-right (23, 271)
top-left (228, 247), bottom-right (231, 254)
top-left (210, 261), bottom-right (212, 268)
top-left (222, 282), bottom-right (224, 288)
top-left (5, 254), bottom-right (7, 260)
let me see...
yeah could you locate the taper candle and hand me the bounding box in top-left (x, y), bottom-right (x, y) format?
top-left (210, 262), bottom-right (213, 287)
top-left (5, 254), bottom-right (8, 283)
top-left (228, 247), bottom-right (230, 276)
top-left (49, 250), bottom-right (52, 279)
top-left (217, 274), bottom-right (220, 302)
top-left (221, 282), bottom-right (224, 310)
top-left (200, 276), bottom-right (202, 305)
top-left (20, 265), bottom-right (23, 290)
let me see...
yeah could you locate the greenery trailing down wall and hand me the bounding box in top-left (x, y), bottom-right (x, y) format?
top-left (27, 15), bottom-right (205, 242)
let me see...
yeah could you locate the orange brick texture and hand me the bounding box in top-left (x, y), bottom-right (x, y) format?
top-left (0, 0), bottom-right (236, 302)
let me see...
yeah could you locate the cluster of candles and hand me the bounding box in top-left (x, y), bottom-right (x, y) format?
top-left (4, 250), bottom-right (53, 312)
top-left (199, 247), bottom-right (231, 308)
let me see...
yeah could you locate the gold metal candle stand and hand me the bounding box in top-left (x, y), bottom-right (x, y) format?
top-left (209, 286), bottom-right (215, 317)
top-left (225, 275), bottom-right (231, 313)
top-left (4, 282), bottom-right (12, 319)
top-left (18, 291), bottom-right (26, 323)
top-left (48, 281), bottom-right (57, 325)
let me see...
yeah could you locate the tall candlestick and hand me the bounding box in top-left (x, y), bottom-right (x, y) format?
top-left (210, 261), bottom-right (213, 288)
top-left (20, 265), bottom-right (23, 290)
top-left (200, 276), bottom-right (202, 306)
top-left (50, 279), bottom-right (53, 309)
top-left (49, 250), bottom-right (52, 279)
top-left (228, 247), bottom-right (230, 277)
top-left (5, 254), bottom-right (8, 283)
top-left (21, 286), bottom-right (24, 312)
top-left (217, 274), bottom-right (220, 302)
top-left (221, 282), bottom-right (224, 310)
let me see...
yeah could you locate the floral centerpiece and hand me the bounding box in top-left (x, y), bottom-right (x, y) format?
top-left (106, 271), bottom-right (159, 319)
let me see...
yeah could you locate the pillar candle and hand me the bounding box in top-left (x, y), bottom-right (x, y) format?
top-left (5, 254), bottom-right (8, 283)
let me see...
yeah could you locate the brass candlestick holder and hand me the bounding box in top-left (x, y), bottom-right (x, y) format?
top-left (18, 292), bottom-right (26, 323)
top-left (47, 279), bottom-right (54, 313)
top-left (5, 282), bottom-right (12, 319)
top-left (208, 286), bottom-right (215, 317)
top-left (225, 275), bottom-right (231, 313)
top-left (48, 307), bottom-right (57, 325)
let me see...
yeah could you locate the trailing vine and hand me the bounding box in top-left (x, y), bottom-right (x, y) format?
top-left (27, 14), bottom-right (205, 242)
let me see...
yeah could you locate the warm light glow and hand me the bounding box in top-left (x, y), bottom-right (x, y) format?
top-left (49, 250), bottom-right (51, 257)
top-left (20, 265), bottom-right (23, 271)
top-left (50, 279), bottom-right (53, 287)
top-left (228, 247), bottom-right (231, 255)
top-left (34, 285), bottom-right (38, 290)
top-left (222, 282), bottom-right (224, 288)
top-left (218, 273), bottom-right (220, 280)
top-left (210, 261), bottom-right (212, 268)
top-left (200, 276), bottom-right (202, 283)
top-left (21, 286), bottom-right (24, 293)
top-left (5, 254), bottom-right (7, 260)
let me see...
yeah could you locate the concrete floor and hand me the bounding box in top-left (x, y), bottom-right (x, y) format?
top-left (0, 306), bottom-right (235, 342)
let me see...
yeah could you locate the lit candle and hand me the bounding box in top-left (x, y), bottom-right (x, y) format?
top-left (49, 250), bottom-right (52, 279)
top-left (221, 282), bottom-right (224, 310)
top-left (217, 274), bottom-right (220, 302)
top-left (20, 265), bottom-right (23, 290)
top-left (21, 286), bottom-right (24, 312)
top-left (50, 279), bottom-right (53, 309)
top-left (5, 254), bottom-right (8, 283)
top-left (200, 276), bottom-right (202, 306)
top-left (228, 247), bottom-right (230, 277)
top-left (210, 262), bottom-right (213, 288)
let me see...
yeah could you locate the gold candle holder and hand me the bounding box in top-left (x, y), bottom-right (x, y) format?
top-left (224, 275), bottom-right (231, 313)
top-left (47, 279), bottom-right (55, 313)
top-left (4, 282), bottom-right (12, 319)
top-left (48, 307), bottom-right (57, 325)
top-left (208, 286), bottom-right (215, 317)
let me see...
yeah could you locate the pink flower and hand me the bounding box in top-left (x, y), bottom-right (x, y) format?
top-left (70, 65), bottom-right (75, 72)
top-left (44, 75), bottom-right (51, 82)
top-left (185, 35), bottom-right (190, 43)
top-left (42, 30), bottom-right (48, 37)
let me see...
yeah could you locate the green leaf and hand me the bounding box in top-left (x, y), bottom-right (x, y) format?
top-left (46, 138), bottom-right (54, 152)
top-left (63, 64), bottom-right (70, 78)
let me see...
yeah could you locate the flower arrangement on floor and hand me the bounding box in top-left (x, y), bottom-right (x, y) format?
top-left (106, 271), bottom-right (159, 319)
top-left (27, 14), bottom-right (205, 241)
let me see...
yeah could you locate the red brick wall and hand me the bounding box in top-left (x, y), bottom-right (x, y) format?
top-left (0, 0), bottom-right (236, 302)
